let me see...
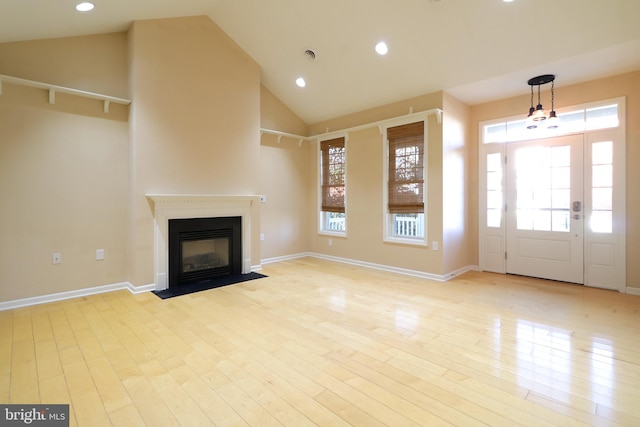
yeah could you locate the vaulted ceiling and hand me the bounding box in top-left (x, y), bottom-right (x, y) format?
top-left (2, 0), bottom-right (640, 123)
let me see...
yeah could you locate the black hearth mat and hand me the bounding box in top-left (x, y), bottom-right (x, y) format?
top-left (152, 272), bottom-right (267, 299)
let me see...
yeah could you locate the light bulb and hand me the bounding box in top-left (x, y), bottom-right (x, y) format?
top-left (375, 42), bottom-right (388, 55)
top-left (75, 2), bottom-right (95, 12)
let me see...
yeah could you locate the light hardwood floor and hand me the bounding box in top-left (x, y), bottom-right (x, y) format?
top-left (2, 257), bottom-right (640, 426)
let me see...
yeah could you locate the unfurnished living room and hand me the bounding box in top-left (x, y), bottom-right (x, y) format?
top-left (1, 0), bottom-right (640, 425)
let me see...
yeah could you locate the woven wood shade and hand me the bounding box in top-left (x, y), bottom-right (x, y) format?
top-left (388, 122), bottom-right (424, 214)
top-left (321, 137), bottom-right (346, 213)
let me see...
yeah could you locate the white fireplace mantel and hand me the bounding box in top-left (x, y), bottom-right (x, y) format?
top-left (146, 194), bottom-right (258, 290)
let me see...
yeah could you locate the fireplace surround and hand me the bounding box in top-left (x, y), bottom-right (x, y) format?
top-left (147, 195), bottom-right (257, 291)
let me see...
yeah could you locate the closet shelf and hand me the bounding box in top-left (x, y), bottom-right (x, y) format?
top-left (0, 74), bottom-right (131, 113)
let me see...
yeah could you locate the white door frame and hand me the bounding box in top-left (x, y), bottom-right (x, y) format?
top-left (478, 97), bottom-right (626, 291)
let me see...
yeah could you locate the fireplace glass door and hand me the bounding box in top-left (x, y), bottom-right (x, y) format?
top-left (182, 237), bottom-right (229, 273)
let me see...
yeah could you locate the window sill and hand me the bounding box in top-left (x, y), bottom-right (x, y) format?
top-left (384, 236), bottom-right (428, 247)
top-left (319, 230), bottom-right (347, 237)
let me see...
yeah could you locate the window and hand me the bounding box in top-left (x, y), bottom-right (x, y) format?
top-left (591, 140), bottom-right (613, 233)
top-left (386, 121), bottom-right (425, 241)
top-left (486, 152), bottom-right (503, 228)
top-left (482, 103), bottom-right (619, 144)
top-left (320, 137), bottom-right (346, 233)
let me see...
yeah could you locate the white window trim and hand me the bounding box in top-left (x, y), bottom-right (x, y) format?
top-left (382, 114), bottom-right (429, 246)
top-left (318, 132), bottom-right (348, 236)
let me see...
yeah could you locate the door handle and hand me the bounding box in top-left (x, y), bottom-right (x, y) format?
top-left (572, 214), bottom-right (581, 220)
top-left (572, 201), bottom-right (582, 212)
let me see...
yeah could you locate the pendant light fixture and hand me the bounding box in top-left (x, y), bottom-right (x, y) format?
top-left (525, 74), bottom-right (558, 129)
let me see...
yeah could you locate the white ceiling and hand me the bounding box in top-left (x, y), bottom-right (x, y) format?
top-left (2, 0), bottom-right (640, 124)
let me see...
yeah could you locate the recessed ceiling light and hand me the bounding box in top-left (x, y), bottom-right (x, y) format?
top-left (503, 0), bottom-right (515, 2)
top-left (296, 77), bottom-right (306, 88)
top-left (75, 2), bottom-right (95, 12)
top-left (375, 41), bottom-right (388, 56)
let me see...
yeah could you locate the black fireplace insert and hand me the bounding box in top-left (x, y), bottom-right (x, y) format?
top-left (168, 216), bottom-right (241, 287)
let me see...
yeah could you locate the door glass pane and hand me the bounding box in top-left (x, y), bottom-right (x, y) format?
top-left (515, 145), bottom-right (570, 232)
top-left (533, 210), bottom-right (552, 231)
top-left (591, 211), bottom-right (612, 233)
top-left (592, 165), bottom-right (613, 187)
top-left (591, 141), bottom-right (613, 234)
top-left (552, 167), bottom-right (570, 189)
top-left (552, 145), bottom-right (570, 167)
top-left (551, 189), bottom-right (570, 209)
top-left (487, 171), bottom-right (501, 190)
top-left (487, 190), bottom-right (502, 209)
top-left (593, 141), bottom-right (613, 164)
top-left (517, 209), bottom-right (534, 230)
top-left (487, 209), bottom-right (501, 228)
top-left (486, 153), bottom-right (502, 228)
top-left (533, 189), bottom-right (551, 209)
top-left (552, 210), bottom-right (570, 232)
top-left (592, 188), bottom-right (612, 210)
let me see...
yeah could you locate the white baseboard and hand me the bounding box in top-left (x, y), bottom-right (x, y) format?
top-left (263, 252), bottom-right (479, 282)
top-left (127, 283), bottom-right (156, 294)
top-left (261, 252), bottom-right (310, 265)
top-left (626, 287), bottom-right (640, 296)
top-left (0, 255), bottom-right (480, 311)
top-left (0, 281), bottom-right (152, 312)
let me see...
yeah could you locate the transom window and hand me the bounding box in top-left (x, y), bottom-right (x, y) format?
top-left (483, 103), bottom-right (619, 144)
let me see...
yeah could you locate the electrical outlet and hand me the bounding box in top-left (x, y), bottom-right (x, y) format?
top-left (52, 253), bottom-right (62, 264)
top-left (96, 249), bottom-right (105, 260)
top-left (260, 195), bottom-right (267, 203)
top-left (432, 241), bottom-right (439, 251)
top-left (328, 238), bottom-right (333, 247)
top-left (260, 233), bottom-right (265, 241)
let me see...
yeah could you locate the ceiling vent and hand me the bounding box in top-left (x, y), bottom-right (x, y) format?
top-left (304, 49), bottom-right (316, 61)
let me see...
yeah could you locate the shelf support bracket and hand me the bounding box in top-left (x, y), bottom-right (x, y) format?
top-left (103, 100), bottom-right (110, 114)
top-left (49, 89), bottom-right (56, 105)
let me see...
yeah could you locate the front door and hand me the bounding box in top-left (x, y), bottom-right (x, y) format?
top-left (506, 134), bottom-right (584, 284)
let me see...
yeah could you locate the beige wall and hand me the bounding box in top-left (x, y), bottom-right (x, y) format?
top-left (128, 16), bottom-right (262, 286)
top-left (306, 92), bottom-right (447, 275)
top-left (442, 92), bottom-right (473, 275)
top-left (259, 86), bottom-right (312, 260)
top-left (0, 33), bottom-right (129, 98)
top-left (258, 136), bottom-right (313, 259)
top-left (0, 34), bottom-right (130, 301)
top-left (260, 86), bottom-right (308, 136)
top-left (470, 71), bottom-right (640, 286)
